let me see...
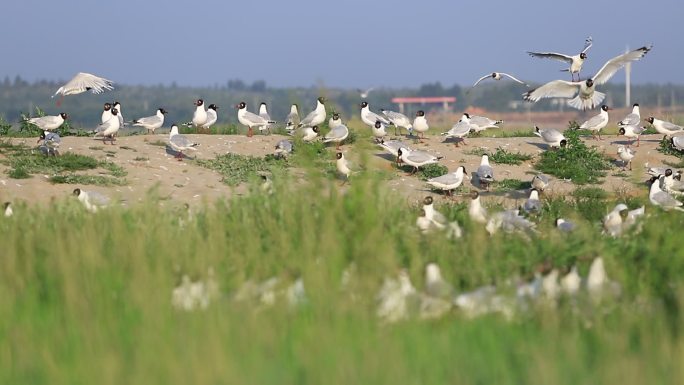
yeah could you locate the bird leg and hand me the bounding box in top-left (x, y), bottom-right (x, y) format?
top-left (409, 166), bottom-right (418, 175)
top-left (177, 151), bottom-right (184, 161)
top-left (247, 127), bottom-right (254, 137)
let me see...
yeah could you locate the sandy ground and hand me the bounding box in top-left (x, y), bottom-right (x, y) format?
top-left (0, 130), bottom-right (674, 208)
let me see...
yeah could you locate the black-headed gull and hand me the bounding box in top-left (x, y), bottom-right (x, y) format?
top-left (412, 110), bottom-right (429, 141)
top-left (524, 45), bottom-right (652, 110)
top-left (442, 115), bottom-right (472, 147)
top-left (4, 202), bottom-right (13, 218)
top-left (52, 72), bottom-right (113, 105)
top-left (95, 108), bottom-right (120, 145)
top-left (258, 102), bottom-right (274, 134)
top-left (323, 124), bottom-right (349, 150)
top-left (426, 166), bottom-right (467, 197)
top-left (531, 174), bottom-right (550, 191)
top-left (191, 99), bottom-right (208, 129)
top-left (380, 109), bottom-right (412, 136)
top-left (73, 188), bottom-right (110, 213)
top-left (298, 97), bottom-right (326, 128)
top-left (618, 124), bottom-right (645, 147)
top-left (649, 175), bottom-right (684, 211)
top-left (469, 72), bottom-right (528, 91)
top-left (301, 126), bottom-right (319, 142)
top-left (286, 104), bottom-right (299, 131)
top-left (534, 126), bottom-right (567, 148)
top-left (360, 101), bottom-right (389, 128)
top-left (26, 112), bottom-right (68, 131)
top-left (476, 154), bottom-right (494, 190)
top-left (169, 124), bottom-right (199, 161)
top-left (132, 108), bottom-right (168, 134)
top-left (101, 102), bottom-right (112, 123)
top-left (579, 105), bottom-right (611, 140)
top-left (618, 103), bottom-right (641, 127)
top-left (336, 152), bottom-right (351, 183)
top-left (37, 130), bottom-right (61, 156)
top-left (645, 117), bottom-right (682, 137)
top-left (527, 36), bottom-right (593, 81)
top-left (468, 191), bottom-right (488, 224)
top-left (397, 148), bottom-right (442, 174)
top-left (236, 101), bottom-right (275, 137)
top-left (617, 145), bottom-right (635, 170)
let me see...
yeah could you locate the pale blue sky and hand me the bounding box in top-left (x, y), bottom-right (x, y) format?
top-left (0, 0), bottom-right (679, 88)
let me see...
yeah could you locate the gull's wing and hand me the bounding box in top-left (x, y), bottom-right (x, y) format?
top-left (619, 112), bottom-right (639, 126)
top-left (661, 121), bottom-right (683, 131)
top-left (381, 110), bottom-right (410, 125)
top-left (446, 121), bottom-right (471, 137)
top-left (56, 72), bottom-right (114, 96)
top-left (581, 36), bottom-right (593, 54)
top-left (653, 190), bottom-right (682, 208)
top-left (537, 128), bottom-right (565, 143)
top-left (499, 73), bottom-right (528, 86)
top-left (592, 45), bottom-right (653, 85)
top-left (527, 51), bottom-right (574, 64)
top-left (406, 150), bottom-right (436, 164)
top-left (324, 125), bottom-right (348, 140)
top-left (471, 74), bottom-right (492, 88)
top-left (133, 115), bottom-right (162, 126)
top-left (170, 134), bottom-right (196, 149)
top-left (243, 110), bottom-right (268, 124)
top-left (580, 113), bottom-right (605, 129)
top-left (523, 80), bottom-right (580, 102)
top-left (299, 110), bottom-right (317, 126)
top-left (29, 115), bottom-right (62, 126)
top-left (477, 165), bottom-right (494, 179)
top-left (428, 172), bottom-right (460, 185)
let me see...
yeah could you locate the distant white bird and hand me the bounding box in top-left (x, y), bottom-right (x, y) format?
top-left (467, 115), bottom-right (503, 133)
top-left (426, 166), bottom-right (467, 197)
top-left (412, 110), bottom-right (430, 141)
top-left (26, 112), bottom-right (68, 131)
top-left (555, 218), bottom-right (575, 232)
top-left (360, 101), bottom-right (390, 128)
top-left (527, 36), bottom-right (593, 81)
top-left (3, 202), bottom-right (13, 218)
top-left (531, 174), bottom-right (550, 192)
top-left (617, 145), bottom-right (635, 170)
top-left (541, 269), bottom-right (561, 301)
top-left (603, 203), bottom-right (629, 237)
top-left (101, 102), bottom-right (112, 124)
top-left (191, 99), bottom-right (208, 129)
top-left (168, 124), bottom-right (200, 161)
top-left (73, 188), bottom-right (109, 213)
top-left (424, 263), bottom-right (455, 299)
top-left (376, 270), bottom-right (416, 323)
top-left (336, 152), bottom-right (351, 183)
top-left (469, 72), bottom-right (528, 91)
top-left (618, 124), bottom-right (645, 147)
top-left (52, 72), bottom-right (113, 105)
top-left (37, 130), bottom-right (61, 156)
top-left (646, 117), bottom-right (683, 137)
top-left (560, 266), bottom-right (581, 296)
top-left (357, 87), bottom-right (374, 99)
top-left (523, 45), bottom-right (652, 110)
top-left (476, 154), bottom-right (494, 190)
top-left (485, 209), bottom-right (536, 235)
top-left (397, 148), bottom-right (442, 174)
top-left (380, 109), bottom-right (412, 136)
top-left (534, 126), bottom-right (567, 148)
top-left (468, 191), bottom-right (488, 224)
top-left (301, 126), bottom-right (320, 142)
top-left (371, 120), bottom-right (388, 141)
top-left (258, 102), bottom-right (274, 134)
top-left (650, 175), bottom-right (684, 211)
top-left (298, 97), bottom-right (326, 128)
top-left (132, 108), bottom-right (168, 134)
top-left (586, 257), bottom-right (621, 302)
top-left (443, 114), bottom-right (473, 147)
top-left (618, 103), bottom-right (641, 127)
top-left (286, 104), bottom-right (300, 131)
top-left (522, 189), bottom-right (542, 214)
top-left (323, 124), bottom-right (349, 150)
top-left (422, 196), bottom-right (448, 228)
top-left (95, 108), bottom-right (120, 145)
top-left (579, 105), bottom-right (611, 140)
top-left (236, 101), bottom-right (276, 137)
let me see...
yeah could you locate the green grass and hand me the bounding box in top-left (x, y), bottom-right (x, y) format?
top-left (196, 153), bottom-right (288, 186)
top-left (417, 163), bottom-right (449, 180)
top-left (658, 136), bottom-right (684, 158)
top-left (494, 178), bottom-right (532, 191)
top-left (50, 174), bottom-right (127, 186)
top-left (0, 177), bottom-right (682, 384)
top-left (535, 129), bottom-right (613, 184)
top-left (488, 147), bottom-right (533, 165)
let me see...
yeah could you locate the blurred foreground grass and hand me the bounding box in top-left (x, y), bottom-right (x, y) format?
top-left (0, 174), bottom-right (683, 384)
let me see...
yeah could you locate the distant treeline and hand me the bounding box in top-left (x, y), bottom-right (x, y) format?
top-left (0, 76), bottom-right (683, 128)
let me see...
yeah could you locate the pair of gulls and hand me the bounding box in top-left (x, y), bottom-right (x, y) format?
top-left (184, 99), bottom-right (218, 131)
top-left (441, 113), bottom-right (503, 147)
top-left (359, 102), bottom-right (429, 139)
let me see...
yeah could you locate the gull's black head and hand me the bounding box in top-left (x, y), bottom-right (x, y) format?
top-left (236, 101), bottom-right (247, 110)
top-left (336, 152), bottom-right (343, 160)
top-left (416, 110), bottom-right (425, 117)
top-left (463, 112), bottom-right (470, 119)
top-left (618, 127), bottom-right (626, 136)
top-left (633, 103), bottom-right (639, 108)
top-left (423, 196), bottom-right (434, 205)
top-left (312, 126), bottom-right (319, 133)
top-left (208, 104), bottom-right (218, 110)
top-left (601, 105), bottom-right (610, 112)
top-left (103, 103), bottom-right (112, 111)
top-left (359, 101), bottom-right (368, 109)
top-left (111, 108), bottom-right (118, 115)
top-left (666, 169), bottom-right (673, 177)
top-left (332, 113), bottom-right (340, 120)
top-left (580, 52), bottom-right (587, 60)
top-left (374, 120), bottom-right (383, 128)
top-left (60, 112), bottom-right (69, 120)
top-left (159, 108), bottom-right (168, 114)
top-left (646, 117), bottom-right (655, 124)
top-left (194, 99), bottom-right (204, 106)
top-left (460, 165), bottom-right (468, 175)
top-left (72, 188), bottom-right (81, 196)
top-left (560, 139), bottom-right (568, 148)
top-left (470, 191), bottom-right (479, 199)
top-left (3, 202), bottom-right (9, 210)
top-left (113, 101), bottom-right (121, 108)
top-left (585, 79), bottom-right (594, 87)
top-left (317, 96), bottom-right (326, 104)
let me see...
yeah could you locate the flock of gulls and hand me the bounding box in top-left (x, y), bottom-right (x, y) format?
top-left (3, 38), bottom-right (683, 320)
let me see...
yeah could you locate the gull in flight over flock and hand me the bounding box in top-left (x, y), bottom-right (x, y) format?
top-left (523, 45), bottom-right (652, 110)
top-left (468, 72), bottom-right (528, 92)
top-left (52, 72), bottom-right (114, 106)
top-left (527, 36), bottom-right (593, 81)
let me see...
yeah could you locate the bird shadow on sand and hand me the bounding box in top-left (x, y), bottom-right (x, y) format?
top-left (525, 141), bottom-right (552, 151)
top-left (165, 146), bottom-right (195, 160)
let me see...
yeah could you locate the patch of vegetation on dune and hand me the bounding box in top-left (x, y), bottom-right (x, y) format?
top-left (535, 128), bottom-right (613, 184)
top-left (196, 153), bottom-right (288, 186)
